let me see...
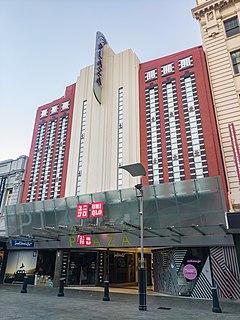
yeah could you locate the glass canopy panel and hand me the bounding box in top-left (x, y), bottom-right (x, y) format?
top-left (4, 176), bottom-right (227, 237)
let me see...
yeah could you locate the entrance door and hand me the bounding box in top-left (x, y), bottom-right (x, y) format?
top-left (68, 252), bottom-right (97, 286)
top-left (109, 251), bottom-right (135, 284)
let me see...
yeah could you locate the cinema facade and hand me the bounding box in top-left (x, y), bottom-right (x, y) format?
top-left (3, 176), bottom-right (240, 299)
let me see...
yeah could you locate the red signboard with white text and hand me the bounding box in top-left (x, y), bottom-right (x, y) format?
top-left (77, 235), bottom-right (92, 246)
top-left (76, 204), bottom-right (89, 219)
top-left (90, 202), bottom-right (104, 218)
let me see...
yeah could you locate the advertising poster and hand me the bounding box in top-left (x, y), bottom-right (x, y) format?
top-left (4, 250), bottom-right (38, 284)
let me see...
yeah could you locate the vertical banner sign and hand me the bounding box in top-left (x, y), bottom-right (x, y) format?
top-left (93, 31), bottom-right (108, 104)
top-left (90, 202), bottom-right (104, 218)
top-left (76, 204), bottom-right (89, 219)
top-left (229, 123), bottom-right (240, 184)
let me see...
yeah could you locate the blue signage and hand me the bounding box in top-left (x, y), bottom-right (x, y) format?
top-left (11, 240), bottom-right (34, 247)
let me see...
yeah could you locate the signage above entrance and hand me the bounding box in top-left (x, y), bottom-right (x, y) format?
top-left (11, 240), bottom-right (34, 247)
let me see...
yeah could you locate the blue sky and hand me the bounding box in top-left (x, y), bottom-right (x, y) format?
top-left (0, 0), bottom-right (201, 161)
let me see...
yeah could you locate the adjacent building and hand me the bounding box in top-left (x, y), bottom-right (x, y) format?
top-left (0, 155), bottom-right (28, 282)
top-left (192, 0), bottom-right (240, 211)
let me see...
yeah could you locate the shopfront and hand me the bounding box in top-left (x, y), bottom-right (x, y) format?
top-left (4, 177), bottom-right (240, 299)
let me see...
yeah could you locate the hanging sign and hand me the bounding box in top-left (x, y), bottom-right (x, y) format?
top-left (76, 204), bottom-right (89, 219)
top-left (90, 202), bottom-right (104, 218)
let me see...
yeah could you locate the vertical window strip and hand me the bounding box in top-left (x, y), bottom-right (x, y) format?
top-left (50, 116), bottom-right (68, 198)
top-left (145, 86), bottom-right (163, 185)
top-left (163, 81), bottom-right (184, 182)
top-left (39, 120), bottom-right (56, 200)
top-left (76, 100), bottom-right (87, 195)
top-left (117, 88), bottom-right (123, 189)
top-left (181, 75), bottom-right (208, 179)
top-left (27, 122), bottom-right (46, 202)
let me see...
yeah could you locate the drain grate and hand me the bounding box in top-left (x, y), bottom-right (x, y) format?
top-left (158, 307), bottom-right (171, 310)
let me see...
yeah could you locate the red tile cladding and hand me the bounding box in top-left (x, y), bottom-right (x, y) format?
top-left (139, 46), bottom-right (228, 209)
top-left (21, 83), bottom-right (76, 203)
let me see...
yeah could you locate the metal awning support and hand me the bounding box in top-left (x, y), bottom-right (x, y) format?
top-left (123, 221), bottom-right (140, 230)
top-left (192, 225), bottom-right (206, 236)
top-left (58, 225), bottom-right (78, 235)
top-left (142, 227), bottom-right (165, 238)
top-left (167, 226), bottom-right (184, 237)
top-left (31, 233), bottom-right (59, 241)
top-left (44, 226), bottom-right (68, 234)
top-left (219, 223), bottom-right (228, 233)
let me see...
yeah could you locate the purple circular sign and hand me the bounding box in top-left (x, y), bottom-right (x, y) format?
top-left (183, 264), bottom-right (197, 280)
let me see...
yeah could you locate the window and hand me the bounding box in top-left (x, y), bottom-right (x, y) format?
top-left (231, 50), bottom-right (240, 74)
top-left (145, 69), bottom-right (157, 82)
top-left (179, 56), bottom-right (193, 70)
top-left (224, 16), bottom-right (240, 38)
top-left (5, 189), bottom-right (13, 205)
top-left (161, 63), bottom-right (174, 76)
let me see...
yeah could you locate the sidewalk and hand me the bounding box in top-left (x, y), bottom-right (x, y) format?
top-left (0, 284), bottom-right (240, 320)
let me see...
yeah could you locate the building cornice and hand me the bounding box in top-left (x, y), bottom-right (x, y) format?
top-left (192, 0), bottom-right (240, 19)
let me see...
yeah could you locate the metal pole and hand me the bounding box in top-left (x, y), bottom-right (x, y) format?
top-left (103, 249), bottom-right (110, 301)
top-left (138, 177), bottom-right (147, 311)
top-left (208, 249), bottom-right (222, 313)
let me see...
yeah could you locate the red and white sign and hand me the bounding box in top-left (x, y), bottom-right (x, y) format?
top-left (77, 235), bottom-right (92, 246)
top-left (76, 204), bottom-right (89, 219)
top-left (90, 202), bottom-right (104, 218)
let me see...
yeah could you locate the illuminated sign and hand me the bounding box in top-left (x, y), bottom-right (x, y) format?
top-left (93, 31), bottom-right (108, 104)
top-left (90, 202), bottom-right (104, 218)
top-left (76, 204), bottom-right (89, 219)
top-left (77, 235), bottom-right (92, 246)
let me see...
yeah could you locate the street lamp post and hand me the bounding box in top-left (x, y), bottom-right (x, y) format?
top-left (120, 163), bottom-right (147, 311)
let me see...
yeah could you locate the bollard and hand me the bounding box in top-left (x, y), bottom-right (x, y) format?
top-left (138, 267), bottom-right (147, 311)
top-left (57, 278), bottom-right (65, 297)
top-left (21, 276), bottom-right (29, 293)
top-left (212, 287), bottom-right (222, 313)
top-left (102, 280), bottom-right (110, 301)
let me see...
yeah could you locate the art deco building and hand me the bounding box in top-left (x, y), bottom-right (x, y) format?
top-left (21, 84), bottom-right (76, 202)
top-left (192, 0), bottom-right (240, 211)
top-left (65, 46), bottom-right (140, 196)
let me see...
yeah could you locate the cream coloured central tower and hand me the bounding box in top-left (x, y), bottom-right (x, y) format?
top-left (192, 0), bottom-right (240, 210)
top-left (65, 44), bottom-right (140, 196)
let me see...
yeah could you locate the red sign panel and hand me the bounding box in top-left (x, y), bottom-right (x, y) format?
top-left (76, 204), bottom-right (89, 219)
top-left (77, 235), bottom-right (92, 246)
top-left (90, 202), bottom-right (104, 218)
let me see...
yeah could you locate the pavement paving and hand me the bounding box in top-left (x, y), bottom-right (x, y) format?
top-left (0, 283), bottom-right (240, 320)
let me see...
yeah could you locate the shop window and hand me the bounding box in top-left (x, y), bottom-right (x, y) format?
top-left (224, 16), bottom-right (240, 38)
